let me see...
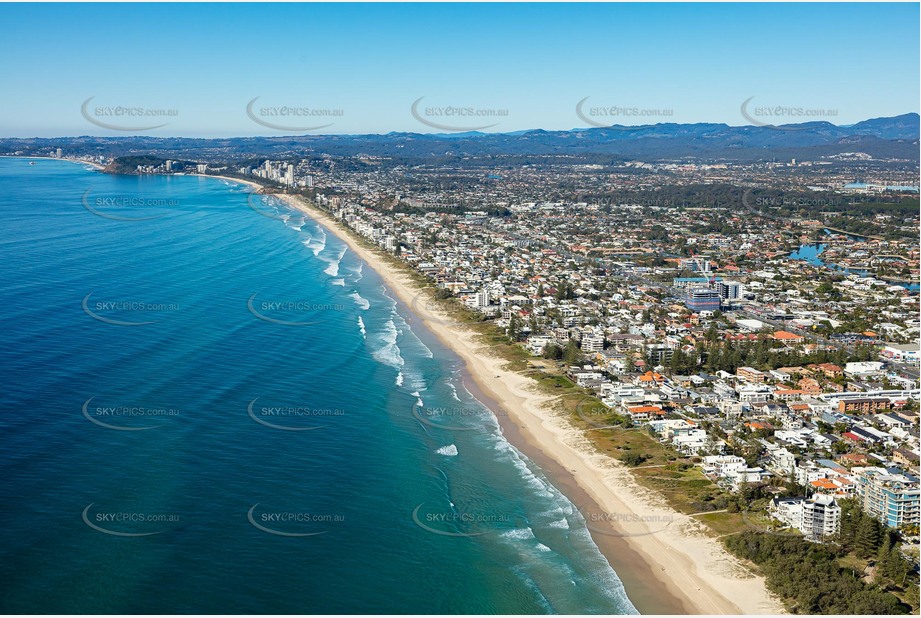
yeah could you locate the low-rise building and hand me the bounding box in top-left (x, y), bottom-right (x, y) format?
top-left (881, 343), bottom-right (920, 364)
top-left (737, 366), bottom-right (767, 383)
top-left (838, 398), bottom-right (892, 414)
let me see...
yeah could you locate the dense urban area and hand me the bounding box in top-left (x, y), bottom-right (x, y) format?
top-left (11, 132), bottom-right (921, 612)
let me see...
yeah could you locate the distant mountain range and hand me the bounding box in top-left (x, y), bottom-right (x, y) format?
top-left (2, 113), bottom-right (917, 163)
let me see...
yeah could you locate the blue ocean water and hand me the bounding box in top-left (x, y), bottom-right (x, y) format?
top-left (0, 159), bottom-right (637, 614)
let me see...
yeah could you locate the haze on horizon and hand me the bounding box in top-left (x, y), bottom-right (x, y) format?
top-left (0, 2), bottom-right (918, 138)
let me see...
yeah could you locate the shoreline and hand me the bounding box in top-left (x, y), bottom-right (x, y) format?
top-left (192, 173), bottom-right (264, 192)
top-left (268, 192), bottom-right (785, 615)
top-left (226, 179), bottom-right (785, 614)
top-left (456, 371), bottom-right (690, 615)
top-left (2, 155), bottom-right (105, 170)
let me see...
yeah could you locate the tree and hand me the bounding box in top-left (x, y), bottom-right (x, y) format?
top-left (724, 530), bottom-right (911, 615)
top-left (624, 352), bottom-right (636, 373)
top-left (507, 313), bottom-right (522, 342)
top-left (562, 340), bottom-right (583, 366)
top-left (706, 322), bottom-right (719, 343)
top-left (837, 499), bottom-right (862, 550)
top-left (904, 581), bottom-right (920, 612)
top-left (542, 344), bottom-right (563, 361)
top-left (883, 542), bottom-right (909, 585)
top-left (621, 452), bottom-right (649, 466)
top-left (855, 515), bottom-right (882, 559)
top-left (876, 534), bottom-right (892, 583)
top-left (668, 347), bottom-right (686, 375)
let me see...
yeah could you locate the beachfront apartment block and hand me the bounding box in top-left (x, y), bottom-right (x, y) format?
top-left (854, 467), bottom-right (920, 530)
top-left (625, 405), bottom-right (665, 422)
top-left (464, 289), bottom-right (491, 310)
top-left (771, 494), bottom-right (841, 540)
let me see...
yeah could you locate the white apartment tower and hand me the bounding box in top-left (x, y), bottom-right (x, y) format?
top-left (801, 494), bottom-right (841, 540)
top-left (581, 333), bottom-right (604, 353)
top-left (771, 494), bottom-right (841, 541)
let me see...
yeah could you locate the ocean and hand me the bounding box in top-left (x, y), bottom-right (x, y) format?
top-left (0, 158), bottom-right (637, 614)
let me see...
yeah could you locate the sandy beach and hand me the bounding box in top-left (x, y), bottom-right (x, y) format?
top-left (262, 191), bottom-right (785, 615)
top-left (193, 173), bottom-right (265, 191)
top-left (79, 159), bottom-right (106, 171)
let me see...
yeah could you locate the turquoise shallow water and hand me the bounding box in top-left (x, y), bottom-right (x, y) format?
top-left (0, 158), bottom-right (637, 614)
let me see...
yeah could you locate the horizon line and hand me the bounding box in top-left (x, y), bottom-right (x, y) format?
top-left (3, 111), bottom-right (919, 142)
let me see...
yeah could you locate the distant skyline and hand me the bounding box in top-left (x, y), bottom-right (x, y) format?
top-left (1, 2), bottom-right (918, 138)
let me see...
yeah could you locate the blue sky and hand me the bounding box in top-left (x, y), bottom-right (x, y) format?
top-left (1, 2), bottom-right (917, 137)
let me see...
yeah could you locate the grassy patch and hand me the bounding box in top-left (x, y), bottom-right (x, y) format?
top-left (696, 511), bottom-right (751, 537)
